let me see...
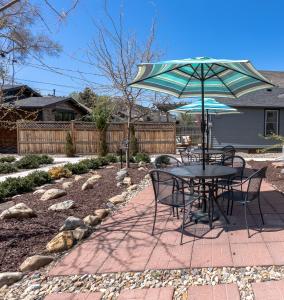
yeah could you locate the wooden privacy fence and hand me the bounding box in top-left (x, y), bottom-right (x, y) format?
top-left (17, 121), bottom-right (176, 154)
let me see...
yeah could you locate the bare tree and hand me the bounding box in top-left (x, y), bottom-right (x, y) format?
top-left (87, 2), bottom-right (160, 167)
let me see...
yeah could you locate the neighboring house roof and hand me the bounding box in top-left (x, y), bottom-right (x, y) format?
top-left (13, 96), bottom-right (91, 113)
top-left (1, 84), bottom-right (41, 98)
top-left (260, 70), bottom-right (284, 87)
top-left (217, 87), bottom-right (284, 108)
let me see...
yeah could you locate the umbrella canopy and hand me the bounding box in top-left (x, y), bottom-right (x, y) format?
top-left (169, 97), bottom-right (239, 115)
top-left (130, 57), bottom-right (274, 169)
top-left (169, 98), bottom-right (239, 149)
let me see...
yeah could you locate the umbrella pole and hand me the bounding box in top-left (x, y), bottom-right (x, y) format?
top-left (201, 65), bottom-right (206, 170)
top-left (206, 109), bottom-right (209, 150)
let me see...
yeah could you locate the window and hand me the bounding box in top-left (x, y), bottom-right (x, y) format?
top-left (265, 110), bottom-right (279, 135)
top-left (55, 110), bottom-right (75, 121)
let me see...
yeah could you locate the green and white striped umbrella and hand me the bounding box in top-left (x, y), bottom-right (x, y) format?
top-left (129, 57), bottom-right (274, 169)
top-left (130, 57), bottom-right (273, 98)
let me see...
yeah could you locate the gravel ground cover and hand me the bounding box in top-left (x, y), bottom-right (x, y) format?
top-left (0, 164), bottom-right (148, 273)
top-left (248, 160), bottom-right (284, 193)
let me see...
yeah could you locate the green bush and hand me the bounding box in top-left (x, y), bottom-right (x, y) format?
top-left (0, 162), bottom-right (18, 174)
top-left (65, 132), bottom-right (76, 157)
top-left (15, 154), bottom-right (53, 169)
top-left (135, 153), bottom-right (151, 163)
top-left (80, 158), bottom-right (100, 170)
top-left (0, 156), bottom-right (16, 163)
top-left (96, 156), bottom-right (109, 166)
top-left (105, 153), bottom-right (118, 163)
top-left (64, 162), bottom-right (90, 174)
top-left (121, 155), bottom-right (135, 163)
top-left (26, 171), bottom-right (52, 186)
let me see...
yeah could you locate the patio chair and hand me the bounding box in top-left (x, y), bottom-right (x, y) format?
top-left (153, 155), bottom-right (182, 169)
top-left (150, 169), bottom-right (200, 244)
top-left (211, 145), bottom-right (236, 164)
top-left (179, 150), bottom-right (200, 166)
top-left (222, 145), bottom-right (236, 152)
top-left (217, 166), bottom-right (267, 238)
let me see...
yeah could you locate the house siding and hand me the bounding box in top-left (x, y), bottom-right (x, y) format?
top-left (211, 107), bottom-right (284, 149)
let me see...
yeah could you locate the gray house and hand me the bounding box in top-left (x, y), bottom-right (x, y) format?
top-left (211, 86), bottom-right (284, 150)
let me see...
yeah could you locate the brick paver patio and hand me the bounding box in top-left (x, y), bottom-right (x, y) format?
top-left (50, 179), bottom-right (284, 276)
top-left (252, 280), bottom-right (284, 300)
top-left (44, 292), bottom-right (102, 300)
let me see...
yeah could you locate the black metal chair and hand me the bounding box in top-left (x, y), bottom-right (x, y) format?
top-left (179, 150), bottom-right (200, 166)
top-left (217, 166), bottom-right (267, 237)
top-left (154, 155), bottom-right (182, 169)
top-left (211, 145), bottom-right (236, 164)
top-left (150, 169), bottom-right (200, 244)
top-left (222, 145), bottom-right (236, 152)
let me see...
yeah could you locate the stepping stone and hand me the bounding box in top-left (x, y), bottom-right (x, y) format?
top-left (252, 280), bottom-right (284, 300)
top-left (188, 284), bottom-right (240, 300)
top-left (44, 292), bottom-right (102, 300)
top-left (117, 287), bottom-right (174, 300)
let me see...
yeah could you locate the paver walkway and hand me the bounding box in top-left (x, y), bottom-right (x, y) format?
top-left (44, 292), bottom-right (102, 300)
top-left (50, 179), bottom-right (284, 276)
top-left (252, 280), bottom-right (284, 300)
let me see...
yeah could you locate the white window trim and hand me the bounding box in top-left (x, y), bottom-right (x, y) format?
top-left (264, 109), bottom-right (279, 136)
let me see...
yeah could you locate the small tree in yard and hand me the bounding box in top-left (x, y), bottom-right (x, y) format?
top-left (261, 134), bottom-right (284, 153)
top-left (129, 123), bottom-right (138, 156)
top-left (87, 2), bottom-right (160, 167)
top-left (65, 132), bottom-right (75, 157)
top-left (92, 98), bottom-right (113, 156)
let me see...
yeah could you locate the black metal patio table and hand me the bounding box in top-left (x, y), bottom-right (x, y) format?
top-left (168, 165), bottom-right (237, 227)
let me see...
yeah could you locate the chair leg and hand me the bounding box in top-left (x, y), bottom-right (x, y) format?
top-left (180, 205), bottom-right (186, 245)
top-left (258, 196), bottom-right (265, 225)
top-left (244, 204), bottom-right (250, 238)
top-left (172, 206), bottom-right (175, 217)
top-left (230, 190), bottom-right (234, 216)
top-left (176, 207), bottom-right (179, 219)
top-left (208, 190), bottom-right (213, 229)
top-left (152, 202), bottom-right (158, 236)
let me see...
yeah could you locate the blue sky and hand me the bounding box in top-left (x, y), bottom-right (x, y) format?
top-left (15, 0), bottom-right (284, 96)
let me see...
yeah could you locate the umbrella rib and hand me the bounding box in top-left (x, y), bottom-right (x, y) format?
top-left (205, 65), bottom-right (228, 80)
top-left (176, 64), bottom-right (201, 80)
top-left (214, 63), bottom-right (275, 86)
top-left (177, 64), bottom-right (201, 98)
top-left (208, 65), bottom-right (237, 98)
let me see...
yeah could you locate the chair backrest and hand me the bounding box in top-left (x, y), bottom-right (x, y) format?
top-left (149, 169), bottom-right (187, 204)
top-left (246, 166), bottom-right (267, 202)
top-left (222, 155), bottom-right (246, 179)
top-left (179, 151), bottom-right (200, 166)
top-left (221, 148), bottom-right (236, 165)
top-left (154, 155), bottom-right (182, 169)
top-left (222, 145), bottom-right (236, 152)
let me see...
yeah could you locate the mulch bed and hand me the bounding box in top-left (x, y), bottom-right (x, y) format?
top-left (248, 160), bottom-right (284, 193)
top-left (0, 164), bottom-right (148, 272)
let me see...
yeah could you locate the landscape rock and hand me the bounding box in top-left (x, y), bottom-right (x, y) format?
top-left (62, 181), bottom-right (73, 189)
top-left (48, 200), bottom-right (75, 211)
top-left (60, 216), bottom-right (85, 231)
top-left (55, 178), bottom-right (64, 183)
top-left (272, 162), bottom-right (284, 169)
top-left (106, 165), bottom-right (115, 169)
top-left (81, 181), bottom-right (93, 191)
top-left (0, 272), bottom-right (23, 288)
top-left (74, 175), bottom-right (83, 181)
top-left (83, 215), bottom-right (100, 226)
top-left (46, 231), bottom-right (74, 253)
top-left (0, 203), bottom-right (36, 220)
top-left (116, 169), bottom-right (128, 181)
top-left (122, 176), bottom-right (132, 186)
top-left (94, 208), bottom-right (109, 219)
top-left (86, 174), bottom-right (102, 185)
top-left (33, 189), bottom-right (46, 195)
top-left (40, 189), bottom-right (67, 201)
top-left (19, 255), bottom-right (54, 272)
top-left (127, 184), bottom-right (138, 191)
top-left (138, 161), bottom-right (147, 167)
top-left (72, 227), bottom-right (90, 241)
top-left (144, 174), bottom-right (151, 180)
top-left (281, 169), bottom-right (284, 174)
top-left (0, 200), bottom-right (15, 212)
top-left (108, 192), bottom-right (128, 205)
top-left (138, 167), bottom-right (147, 171)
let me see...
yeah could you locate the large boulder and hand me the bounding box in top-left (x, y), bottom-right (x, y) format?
top-left (0, 200), bottom-right (15, 212)
top-left (33, 189), bottom-right (46, 195)
top-left (40, 189), bottom-right (67, 201)
top-left (272, 162), bottom-right (284, 169)
top-left (74, 175), bottom-right (83, 181)
top-left (60, 216), bottom-right (85, 231)
top-left (0, 203), bottom-right (36, 220)
top-left (127, 184), bottom-right (138, 192)
top-left (48, 200), bottom-right (75, 211)
top-left (81, 181), bottom-right (93, 191)
top-left (116, 169), bottom-right (128, 181)
top-left (46, 231), bottom-right (74, 253)
top-left (83, 215), bottom-right (100, 226)
top-left (94, 208), bottom-right (109, 220)
top-left (62, 181), bottom-right (73, 189)
top-left (0, 272), bottom-right (23, 288)
top-left (19, 255), bottom-right (54, 272)
top-left (108, 192), bottom-right (128, 205)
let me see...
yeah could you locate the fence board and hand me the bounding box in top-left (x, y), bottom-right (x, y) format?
top-left (17, 121), bottom-right (176, 154)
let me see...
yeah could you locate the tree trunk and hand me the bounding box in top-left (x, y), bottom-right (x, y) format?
top-left (125, 106), bottom-right (132, 168)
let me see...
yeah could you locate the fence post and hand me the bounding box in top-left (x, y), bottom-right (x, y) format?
top-left (16, 120), bottom-right (20, 155)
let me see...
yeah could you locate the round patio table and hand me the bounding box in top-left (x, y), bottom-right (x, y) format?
top-left (168, 165), bottom-right (237, 226)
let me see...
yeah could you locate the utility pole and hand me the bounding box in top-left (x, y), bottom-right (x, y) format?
top-left (53, 89), bottom-right (56, 96)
